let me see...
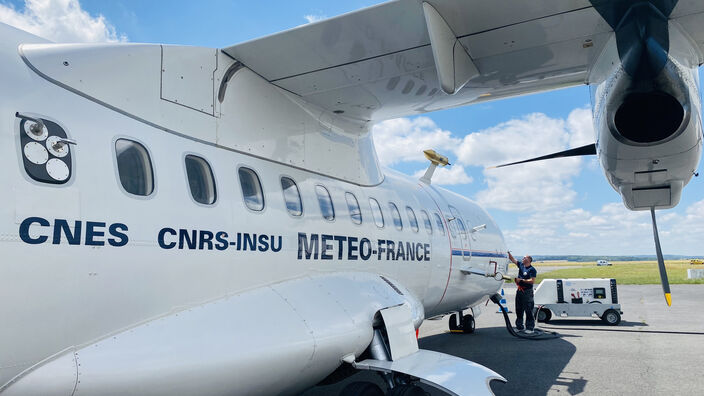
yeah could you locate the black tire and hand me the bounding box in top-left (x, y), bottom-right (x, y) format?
top-left (386, 384), bottom-right (428, 396)
top-left (448, 314), bottom-right (462, 333)
top-left (537, 308), bottom-right (552, 323)
top-left (462, 314), bottom-right (475, 334)
top-left (340, 381), bottom-right (385, 396)
top-left (601, 309), bottom-right (621, 326)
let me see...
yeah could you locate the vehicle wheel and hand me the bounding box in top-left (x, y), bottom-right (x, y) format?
top-left (462, 314), bottom-right (475, 334)
top-left (601, 309), bottom-right (621, 326)
top-left (340, 381), bottom-right (385, 396)
top-left (537, 308), bottom-right (552, 323)
top-left (386, 384), bottom-right (428, 396)
top-left (448, 314), bottom-right (462, 333)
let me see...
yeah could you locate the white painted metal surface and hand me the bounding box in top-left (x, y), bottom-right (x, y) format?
top-left (161, 45), bottom-right (217, 115)
top-left (422, 2), bottom-right (479, 95)
top-left (1, 0), bottom-right (704, 393)
top-left (355, 349), bottom-right (506, 396)
top-left (379, 304), bottom-right (419, 360)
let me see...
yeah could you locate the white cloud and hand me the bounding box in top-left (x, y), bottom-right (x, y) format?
top-left (566, 107), bottom-right (595, 148)
top-left (461, 109), bottom-right (593, 212)
top-left (373, 116), bottom-right (472, 186)
top-left (0, 0), bottom-right (125, 42)
top-left (372, 116), bottom-right (461, 166)
top-left (304, 14), bottom-right (326, 23)
top-left (372, 109), bottom-right (595, 200)
top-left (503, 200), bottom-right (704, 255)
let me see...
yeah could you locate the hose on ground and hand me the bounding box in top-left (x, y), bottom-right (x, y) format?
top-left (490, 293), bottom-right (560, 340)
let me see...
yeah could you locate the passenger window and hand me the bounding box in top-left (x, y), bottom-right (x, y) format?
top-left (185, 155), bottom-right (216, 205)
top-left (369, 198), bottom-right (384, 228)
top-left (316, 185), bottom-right (335, 221)
top-left (406, 206), bottom-right (419, 232)
top-left (345, 192), bottom-right (362, 224)
top-left (115, 139), bottom-right (154, 196)
top-left (238, 167), bottom-right (264, 211)
top-left (281, 177), bottom-right (302, 216)
top-left (433, 213), bottom-right (445, 236)
top-left (421, 210), bottom-right (432, 234)
top-left (389, 202), bottom-right (403, 230)
top-left (457, 218), bottom-right (467, 235)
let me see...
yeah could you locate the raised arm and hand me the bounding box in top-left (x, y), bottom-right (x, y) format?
top-left (507, 251), bottom-right (517, 265)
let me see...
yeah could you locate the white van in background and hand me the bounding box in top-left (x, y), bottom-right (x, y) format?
top-left (597, 260), bottom-right (612, 266)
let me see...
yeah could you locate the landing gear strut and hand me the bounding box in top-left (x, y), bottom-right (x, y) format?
top-left (448, 311), bottom-right (475, 334)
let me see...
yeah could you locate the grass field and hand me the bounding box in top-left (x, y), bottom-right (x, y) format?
top-left (533, 260), bottom-right (704, 284)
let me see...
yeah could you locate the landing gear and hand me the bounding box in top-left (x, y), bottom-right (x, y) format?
top-left (462, 314), bottom-right (475, 333)
top-left (448, 312), bottom-right (475, 334)
top-left (340, 381), bottom-right (385, 396)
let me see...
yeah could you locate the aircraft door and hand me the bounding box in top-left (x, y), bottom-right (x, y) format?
top-left (449, 206), bottom-right (471, 261)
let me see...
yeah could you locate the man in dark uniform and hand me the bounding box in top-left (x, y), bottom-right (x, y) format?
top-left (508, 251), bottom-right (537, 333)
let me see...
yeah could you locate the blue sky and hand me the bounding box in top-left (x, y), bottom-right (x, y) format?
top-left (2, 0), bottom-right (703, 255)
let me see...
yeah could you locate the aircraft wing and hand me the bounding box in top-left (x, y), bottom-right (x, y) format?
top-left (222, 0), bottom-right (704, 123)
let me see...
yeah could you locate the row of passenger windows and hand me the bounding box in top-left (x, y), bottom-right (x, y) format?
top-left (114, 138), bottom-right (454, 235)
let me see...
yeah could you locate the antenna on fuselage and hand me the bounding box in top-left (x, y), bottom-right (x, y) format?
top-left (419, 149), bottom-right (450, 184)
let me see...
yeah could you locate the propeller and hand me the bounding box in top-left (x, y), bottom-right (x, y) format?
top-left (487, 143), bottom-right (596, 169)
top-left (650, 208), bottom-right (672, 306)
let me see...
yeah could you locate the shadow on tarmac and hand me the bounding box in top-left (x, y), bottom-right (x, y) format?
top-left (419, 326), bottom-right (580, 396)
top-left (303, 325), bottom-right (578, 396)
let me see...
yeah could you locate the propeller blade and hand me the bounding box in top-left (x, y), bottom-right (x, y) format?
top-left (650, 208), bottom-right (672, 306)
top-left (487, 143), bottom-right (596, 169)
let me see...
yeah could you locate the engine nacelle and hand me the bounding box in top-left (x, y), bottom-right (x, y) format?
top-left (589, 10), bottom-right (702, 211)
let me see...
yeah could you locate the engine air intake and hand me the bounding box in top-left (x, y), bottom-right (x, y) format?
top-left (614, 92), bottom-right (684, 143)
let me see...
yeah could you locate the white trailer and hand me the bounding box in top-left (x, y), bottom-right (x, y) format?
top-left (533, 278), bottom-right (623, 325)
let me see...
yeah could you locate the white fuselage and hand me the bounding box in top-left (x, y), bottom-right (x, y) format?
top-left (0, 23), bottom-right (507, 391)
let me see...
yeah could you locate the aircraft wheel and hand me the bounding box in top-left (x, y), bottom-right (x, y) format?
top-left (601, 309), bottom-right (621, 326)
top-left (448, 314), bottom-right (462, 333)
top-left (340, 381), bottom-right (385, 396)
top-left (462, 314), bottom-right (475, 334)
top-left (386, 384), bottom-right (428, 396)
top-left (537, 308), bottom-right (552, 323)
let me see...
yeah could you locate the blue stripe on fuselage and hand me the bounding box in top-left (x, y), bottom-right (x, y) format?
top-left (451, 249), bottom-right (506, 258)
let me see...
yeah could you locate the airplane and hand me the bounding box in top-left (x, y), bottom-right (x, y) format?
top-left (0, 0), bottom-right (702, 395)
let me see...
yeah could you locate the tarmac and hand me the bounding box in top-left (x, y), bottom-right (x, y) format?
top-left (302, 284), bottom-right (704, 395)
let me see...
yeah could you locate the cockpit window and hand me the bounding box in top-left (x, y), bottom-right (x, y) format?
top-left (433, 212), bottom-right (445, 236)
top-left (345, 192), bottom-right (362, 224)
top-left (390, 202), bottom-right (403, 230)
top-left (421, 210), bottom-right (432, 234)
top-left (369, 198), bottom-right (384, 228)
top-left (406, 206), bottom-right (419, 232)
top-left (115, 139), bottom-right (154, 196)
top-left (281, 177), bottom-right (302, 216)
top-left (316, 185), bottom-right (335, 221)
top-left (185, 155), bottom-right (216, 205)
top-left (238, 167), bottom-right (264, 211)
